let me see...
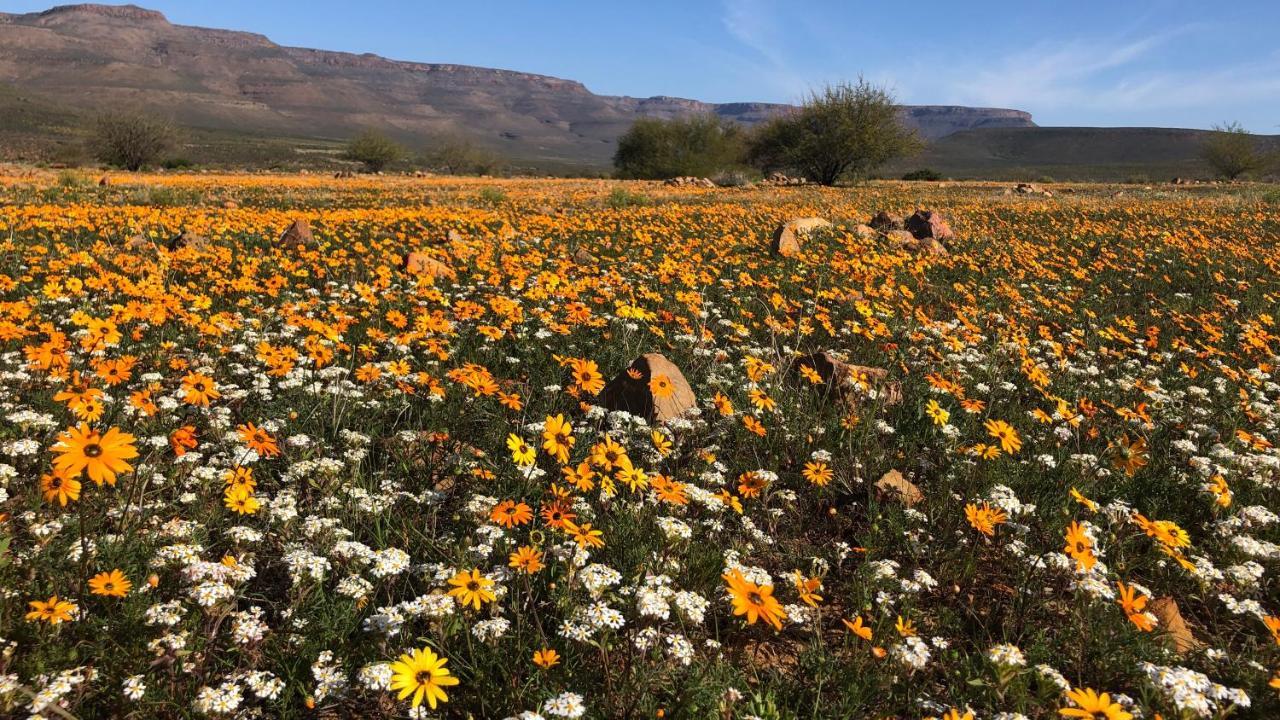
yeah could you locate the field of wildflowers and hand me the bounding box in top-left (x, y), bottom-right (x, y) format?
top-left (0, 171), bottom-right (1278, 719)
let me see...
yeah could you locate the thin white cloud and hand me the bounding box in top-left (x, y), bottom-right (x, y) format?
top-left (912, 24), bottom-right (1274, 127)
top-left (719, 0), bottom-right (809, 99)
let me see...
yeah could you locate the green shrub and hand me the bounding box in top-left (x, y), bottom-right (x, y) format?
top-left (343, 130), bottom-right (403, 172)
top-left (748, 79), bottom-right (923, 186)
top-left (902, 168), bottom-right (942, 181)
top-left (613, 115), bottom-right (747, 179)
top-left (606, 187), bottom-right (650, 208)
top-left (91, 112), bottom-right (175, 171)
top-left (477, 187), bottom-right (508, 204)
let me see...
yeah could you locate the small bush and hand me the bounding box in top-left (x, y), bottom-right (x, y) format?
top-left (477, 187), bottom-right (508, 204)
top-left (606, 187), bottom-right (650, 208)
top-left (712, 170), bottom-right (755, 187)
top-left (161, 157), bottom-right (194, 170)
top-left (1201, 122), bottom-right (1271, 180)
top-left (424, 136), bottom-right (502, 176)
top-left (91, 112), bottom-right (175, 171)
top-left (614, 115), bottom-right (747, 180)
top-left (343, 130), bottom-right (403, 173)
top-left (901, 169), bottom-right (942, 181)
top-left (748, 78), bottom-right (923, 186)
top-left (55, 169), bottom-right (92, 189)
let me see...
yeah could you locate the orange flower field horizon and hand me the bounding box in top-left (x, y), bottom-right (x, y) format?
top-left (0, 169), bottom-right (1278, 718)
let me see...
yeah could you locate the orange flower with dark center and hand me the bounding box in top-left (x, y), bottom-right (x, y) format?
top-left (237, 422), bottom-right (280, 458)
top-left (722, 569), bottom-right (786, 631)
top-left (89, 569), bottom-right (132, 597)
top-left (52, 424), bottom-right (138, 487)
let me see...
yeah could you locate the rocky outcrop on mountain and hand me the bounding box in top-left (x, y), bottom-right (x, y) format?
top-left (0, 4), bottom-right (1036, 167)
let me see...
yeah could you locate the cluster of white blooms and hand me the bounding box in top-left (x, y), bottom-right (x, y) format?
top-left (542, 691), bottom-right (587, 718)
top-left (193, 680), bottom-right (243, 715)
top-left (986, 643), bottom-right (1026, 667)
top-left (891, 636), bottom-right (931, 669)
top-left (25, 666), bottom-right (95, 715)
top-left (1139, 662), bottom-right (1250, 717)
top-left (310, 651), bottom-right (347, 702)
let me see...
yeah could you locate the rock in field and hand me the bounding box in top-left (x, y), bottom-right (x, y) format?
top-left (167, 230), bottom-right (208, 250)
top-left (278, 218), bottom-right (314, 248)
top-left (403, 252), bottom-right (456, 280)
top-left (875, 469), bottom-right (923, 507)
top-left (904, 210), bottom-right (954, 242)
top-left (790, 351), bottom-right (901, 406)
top-left (1149, 597), bottom-right (1201, 655)
top-left (600, 353), bottom-right (696, 423)
top-left (869, 211), bottom-right (904, 232)
top-left (771, 217), bottom-right (832, 257)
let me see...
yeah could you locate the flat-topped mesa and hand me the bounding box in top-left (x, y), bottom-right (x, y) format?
top-left (34, 4), bottom-right (168, 22)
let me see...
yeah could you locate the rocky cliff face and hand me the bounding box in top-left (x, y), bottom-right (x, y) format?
top-left (0, 4), bottom-right (1035, 166)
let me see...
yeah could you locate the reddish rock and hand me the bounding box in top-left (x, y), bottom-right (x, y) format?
top-left (1149, 597), bottom-right (1200, 655)
top-left (279, 218), bottom-right (314, 248)
top-left (600, 353), bottom-right (696, 423)
top-left (904, 210), bottom-right (954, 242)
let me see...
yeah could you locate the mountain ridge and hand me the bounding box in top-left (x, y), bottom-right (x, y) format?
top-left (0, 3), bottom-right (1035, 168)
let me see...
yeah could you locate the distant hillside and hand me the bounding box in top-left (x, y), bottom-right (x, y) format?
top-left (890, 127), bottom-right (1280, 182)
top-left (0, 3), bottom-right (1034, 169)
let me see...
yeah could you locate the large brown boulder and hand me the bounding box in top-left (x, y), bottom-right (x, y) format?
top-left (403, 252), bottom-right (456, 281)
top-left (600, 353), bottom-right (696, 423)
top-left (771, 217), bottom-right (831, 257)
top-left (789, 351), bottom-right (901, 407)
top-left (904, 210), bottom-right (954, 242)
top-left (869, 211), bottom-right (904, 232)
top-left (279, 219), bottom-right (314, 248)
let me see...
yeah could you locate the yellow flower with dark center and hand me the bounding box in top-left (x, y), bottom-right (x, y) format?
top-left (1115, 582), bottom-right (1153, 632)
top-left (508, 545), bottom-right (544, 574)
top-left (648, 373), bottom-right (675, 399)
top-left (446, 568), bottom-right (495, 610)
top-left (965, 501), bottom-right (1008, 537)
top-left (532, 648), bottom-right (560, 669)
top-left (984, 419), bottom-right (1021, 454)
top-left (1063, 521), bottom-right (1096, 572)
top-left (507, 433), bottom-right (535, 466)
top-left (388, 646), bottom-right (458, 709)
top-left (181, 371), bottom-right (221, 406)
top-left (224, 485), bottom-right (261, 515)
top-left (489, 500), bottom-right (533, 528)
top-left (541, 414), bottom-right (575, 464)
top-left (26, 595), bottom-right (78, 624)
top-left (1058, 687), bottom-right (1132, 720)
top-left (802, 461), bottom-right (833, 487)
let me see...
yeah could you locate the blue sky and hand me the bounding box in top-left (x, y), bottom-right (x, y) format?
top-left (5, 0), bottom-right (1280, 131)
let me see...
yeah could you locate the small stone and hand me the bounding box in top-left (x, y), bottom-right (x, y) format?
top-left (875, 470), bottom-right (923, 507)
